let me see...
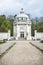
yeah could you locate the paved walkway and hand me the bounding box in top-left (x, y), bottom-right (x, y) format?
top-left (0, 41), bottom-right (43, 65)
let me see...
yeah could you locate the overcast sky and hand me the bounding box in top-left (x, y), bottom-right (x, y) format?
top-left (0, 0), bottom-right (43, 18)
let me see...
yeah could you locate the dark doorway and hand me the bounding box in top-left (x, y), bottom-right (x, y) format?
top-left (20, 32), bottom-right (24, 38)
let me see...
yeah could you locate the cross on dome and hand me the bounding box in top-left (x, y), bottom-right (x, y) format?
top-left (21, 8), bottom-right (23, 11)
top-left (20, 8), bottom-right (24, 13)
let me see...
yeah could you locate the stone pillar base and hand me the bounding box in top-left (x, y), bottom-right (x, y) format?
top-left (27, 36), bottom-right (31, 40)
top-left (16, 37), bottom-right (18, 40)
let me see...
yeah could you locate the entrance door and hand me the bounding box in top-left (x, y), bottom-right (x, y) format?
top-left (20, 32), bottom-right (24, 38)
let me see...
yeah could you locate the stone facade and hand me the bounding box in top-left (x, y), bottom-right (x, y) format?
top-left (13, 8), bottom-right (31, 40)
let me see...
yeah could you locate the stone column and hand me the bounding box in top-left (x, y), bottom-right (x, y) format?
top-left (16, 24), bottom-right (20, 40)
top-left (27, 24), bottom-right (31, 40)
top-left (35, 30), bottom-right (37, 40)
top-left (8, 30), bottom-right (10, 40)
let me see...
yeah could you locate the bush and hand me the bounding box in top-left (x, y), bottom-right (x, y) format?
top-left (3, 39), bottom-right (8, 42)
top-left (0, 40), bottom-right (5, 44)
top-left (40, 40), bottom-right (43, 43)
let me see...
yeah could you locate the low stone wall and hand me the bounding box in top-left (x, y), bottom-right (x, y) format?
top-left (0, 30), bottom-right (10, 40)
top-left (35, 30), bottom-right (43, 40)
top-left (0, 41), bottom-right (16, 57)
top-left (30, 41), bottom-right (43, 51)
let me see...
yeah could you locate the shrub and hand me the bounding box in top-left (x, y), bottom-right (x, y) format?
top-left (0, 40), bottom-right (6, 44)
top-left (40, 40), bottom-right (43, 43)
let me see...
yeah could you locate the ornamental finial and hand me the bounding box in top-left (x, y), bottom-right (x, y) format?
top-left (21, 8), bottom-right (23, 11)
top-left (20, 8), bottom-right (24, 13)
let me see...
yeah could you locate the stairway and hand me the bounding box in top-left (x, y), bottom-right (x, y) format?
top-left (18, 37), bottom-right (27, 40)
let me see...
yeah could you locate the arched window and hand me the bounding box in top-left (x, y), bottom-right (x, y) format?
top-left (21, 17), bottom-right (23, 20)
top-left (26, 18), bottom-right (27, 20)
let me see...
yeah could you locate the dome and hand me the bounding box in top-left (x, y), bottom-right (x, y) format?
top-left (16, 8), bottom-right (29, 18)
top-left (17, 13), bottom-right (29, 18)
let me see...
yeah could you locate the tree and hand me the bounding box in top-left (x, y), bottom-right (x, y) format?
top-left (31, 17), bottom-right (43, 36)
top-left (0, 15), bottom-right (12, 33)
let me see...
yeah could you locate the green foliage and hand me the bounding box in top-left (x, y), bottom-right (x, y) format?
top-left (9, 20), bottom-right (13, 36)
top-left (31, 21), bottom-right (34, 36)
top-left (0, 15), bottom-right (12, 32)
top-left (40, 40), bottom-right (43, 43)
top-left (31, 18), bottom-right (43, 36)
top-left (0, 40), bottom-right (5, 44)
top-left (0, 25), bottom-right (8, 32)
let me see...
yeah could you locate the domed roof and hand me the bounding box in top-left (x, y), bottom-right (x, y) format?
top-left (16, 8), bottom-right (29, 18)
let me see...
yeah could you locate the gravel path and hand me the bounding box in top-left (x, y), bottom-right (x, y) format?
top-left (0, 41), bottom-right (43, 65)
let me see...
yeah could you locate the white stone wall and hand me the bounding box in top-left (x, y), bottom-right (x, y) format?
top-left (16, 24), bottom-right (20, 40)
top-left (0, 30), bottom-right (10, 40)
top-left (13, 25), bottom-right (17, 37)
top-left (35, 30), bottom-right (43, 40)
top-left (27, 25), bottom-right (31, 40)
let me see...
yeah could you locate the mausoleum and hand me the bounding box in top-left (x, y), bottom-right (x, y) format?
top-left (13, 8), bottom-right (31, 40)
